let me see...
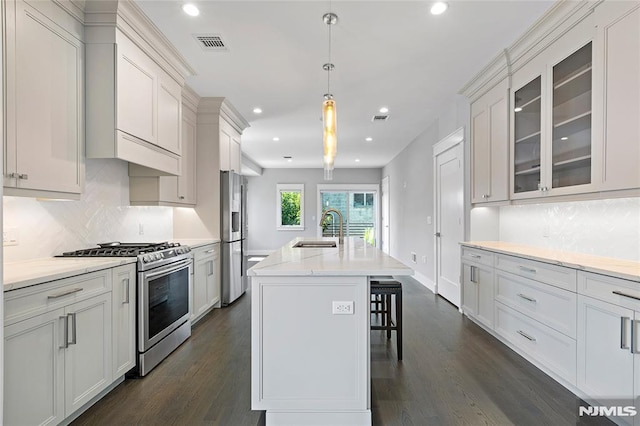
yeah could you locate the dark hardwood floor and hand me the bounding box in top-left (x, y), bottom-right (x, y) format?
top-left (73, 277), bottom-right (609, 426)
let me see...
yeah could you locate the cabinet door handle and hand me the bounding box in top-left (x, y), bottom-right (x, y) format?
top-left (518, 266), bottom-right (537, 274)
top-left (517, 293), bottom-right (537, 303)
top-left (6, 172), bottom-right (19, 179)
top-left (123, 278), bottom-right (130, 304)
top-left (517, 330), bottom-right (536, 342)
top-left (469, 254), bottom-right (481, 259)
top-left (621, 317), bottom-right (631, 350)
top-left (179, 196), bottom-right (185, 200)
top-left (60, 316), bottom-right (69, 349)
top-left (482, 194), bottom-right (490, 199)
top-left (18, 173), bottom-right (28, 180)
top-left (48, 287), bottom-right (83, 299)
top-left (208, 260), bottom-right (214, 276)
top-left (632, 320), bottom-right (640, 355)
top-left (613, 291), bottom-right (640, 302)
top-left (470, 266), bottom-right (476, 284)
top-left (68, 313), bottom-right (77, 346)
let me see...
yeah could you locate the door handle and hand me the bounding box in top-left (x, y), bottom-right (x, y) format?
top-left (60, 316), bottom-right (69, 349)
top-left (68, 313), bottom-right (77, 346)
top-left (434, 232), bottom-right (441, 237)
top-left (621, 317), bottom-right (630, 350)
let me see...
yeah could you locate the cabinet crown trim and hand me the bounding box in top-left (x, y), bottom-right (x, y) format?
top-left (199, 97), bottom-right (250, 133)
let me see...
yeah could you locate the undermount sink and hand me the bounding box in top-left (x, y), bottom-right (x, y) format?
top-left (292, 241), bottom-right (337, 248)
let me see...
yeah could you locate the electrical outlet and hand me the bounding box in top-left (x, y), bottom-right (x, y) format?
top-left (332, 301), bottom-right (354, 315)
top-left (427, 216), bottom-right (432, 225)
top-left (422, 255), bottom-right (427, 264)
top-left (411, 252), bottom-right (417, 263)
top-left (138, 223), bottom-right (144, 235)
top-left (3, 228), bottom-right (19, 246)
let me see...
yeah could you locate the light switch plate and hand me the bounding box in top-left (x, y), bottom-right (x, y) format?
top-left (332, 301), bottom-right (354, 315)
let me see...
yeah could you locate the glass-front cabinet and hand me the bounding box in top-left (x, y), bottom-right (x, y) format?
top-left (511, 41), bottom-right (594, 198)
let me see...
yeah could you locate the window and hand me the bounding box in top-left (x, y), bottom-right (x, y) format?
top-left (352, 192), bottom-right (374, 208)
top-left (276, 184), bottom-right (304, 230)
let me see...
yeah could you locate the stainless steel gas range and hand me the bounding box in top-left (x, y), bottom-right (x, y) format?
top-left (59, 242), bottom-right (192, 376)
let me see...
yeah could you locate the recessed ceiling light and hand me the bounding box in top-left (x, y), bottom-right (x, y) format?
top-left (430, 2), bottom-right (448, 15)
top-left (379, 107), bottom-right (389, 114)
top-left (253, 107), bottom-right (262, 114)
top-left (182, 3), bottom-right (200, 17)
top-left (273, 137), bottom-right (280, 141)
top-left (355, 159), bottom-right (360, 162)
top-left (561, 137), bottom-right (569, 141)
top-left (514, 107), bottom-right (523, 112)
top-left (365, 137), bottom-right (373, 142)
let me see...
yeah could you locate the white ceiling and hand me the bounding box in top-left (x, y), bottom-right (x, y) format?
top-left (136, 0), bottom-right (554, 170)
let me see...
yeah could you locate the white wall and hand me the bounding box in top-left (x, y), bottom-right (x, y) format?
top-left (499, 197), bottom-right (640, 261)
top-left (3, 159), bottom-right (173, 262)
top-left (246, 168), bottom-right (382, 252)
top-left (382, 95), bottom-right (470, 290)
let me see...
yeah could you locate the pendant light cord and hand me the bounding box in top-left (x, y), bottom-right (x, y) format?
top-left (327, 1), bottom-right (332, 95)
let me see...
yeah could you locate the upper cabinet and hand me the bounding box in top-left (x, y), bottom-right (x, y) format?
top-left (3, 0), bottom-right (84, 199)
top-left (130, 86), bottom-right (199, 206)
top-left (464, 0), bottom-right (639, 204)
top-left (471, 78), bottom-right (509, 204)
top-left (84, 0), bottom-right (195, 176)
top-left (593, 1), bottom-right (640, 192)
top-left (220, 117), bottom-right (244, 173)
top-left (510, 15), bottom-right (596, 199)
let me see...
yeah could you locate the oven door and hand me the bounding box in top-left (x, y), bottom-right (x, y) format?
top-left (138, 258), bottom-right (192, 352)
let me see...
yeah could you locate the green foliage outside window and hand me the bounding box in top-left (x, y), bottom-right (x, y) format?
top-left (280, 191), bottom-right (301, 226)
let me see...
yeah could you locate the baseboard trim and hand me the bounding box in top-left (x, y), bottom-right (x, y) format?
top-left (411, 271), bottom-right (436, 293)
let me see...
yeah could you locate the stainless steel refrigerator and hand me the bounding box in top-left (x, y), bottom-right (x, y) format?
top-left (220, 171), bottom-right (247, 305)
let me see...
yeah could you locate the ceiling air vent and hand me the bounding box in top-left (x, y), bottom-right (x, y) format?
top-left (372, 115), bottom-right (389, 122)
top-left (193, 34), bottom-right (228, 51)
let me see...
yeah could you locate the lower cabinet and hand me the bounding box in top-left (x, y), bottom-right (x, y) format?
top-left (112, 264), bottom-right (137, 378)
top-left (191, 243), bottom-right (221, 324)
top-left (461, 259), bottom-right (495, 329)
top-left (4, 263), bottom-right (137, 426)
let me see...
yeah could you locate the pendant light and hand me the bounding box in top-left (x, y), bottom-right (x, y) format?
top-left (322, 11), bottom-right (338, 180)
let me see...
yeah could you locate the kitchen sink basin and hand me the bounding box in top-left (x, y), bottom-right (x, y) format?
top-left (292, 241), bottom-right (337, 248)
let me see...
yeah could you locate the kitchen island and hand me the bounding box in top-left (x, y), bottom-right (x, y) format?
top-left (249, 237), bottom-right (413, 426)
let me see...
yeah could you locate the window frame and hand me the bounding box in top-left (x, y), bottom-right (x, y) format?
top-left (276, 184), bottom-right (305, 230)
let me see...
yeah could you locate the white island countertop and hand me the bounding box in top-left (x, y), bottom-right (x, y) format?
top-left (248, 236), bottom-right (413, 277)
top-left (4, 257), bottom-right (138, 292)
top-left (461, 241), bottom-right (640, 282)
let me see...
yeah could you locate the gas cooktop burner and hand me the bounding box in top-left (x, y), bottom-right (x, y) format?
top-left (59, 242), bottom-right (183, 257)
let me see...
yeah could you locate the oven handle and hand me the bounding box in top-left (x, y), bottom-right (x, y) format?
top-left (143, 259), bottom-right (192, 280)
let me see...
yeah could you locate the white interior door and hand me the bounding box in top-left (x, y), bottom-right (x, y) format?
top-left (381, 176), bottom-right (390, 254)
top-left (434, 139), bottom-right (464, 307)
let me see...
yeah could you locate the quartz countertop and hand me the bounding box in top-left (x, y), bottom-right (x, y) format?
top-left (461, 241), bottom-right (640, 282)
top-left (248, 237), bottom-right (413, 277)
top-left (4, 257), bottom-right (138, 292)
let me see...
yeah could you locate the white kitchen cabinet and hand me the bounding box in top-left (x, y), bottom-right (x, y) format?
top-left (3, 0), bottom-right (84, 199)
top-left (461, 253), bottom-right (495, 330)
top-left (112, 264), bottom-right (136, 378)
top-left (3, 268), bottom-right (120, 425)
top-left (470, 78), bottom-right (509, 204)
top-left (129, 86), bottom-right (199, 206)
top-left (85, 0), bottom-right (194, 176)
top-left (511, 15), bottom-right (596, 200)
top-left (220, 118), bottom-right (243, 172)
top-left (191, 243), bottom-right (221, 324)
top-left (593, 2), bottom-right (640, 192)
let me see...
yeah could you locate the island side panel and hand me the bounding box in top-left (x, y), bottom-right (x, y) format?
top-left (251, 275), bottom-right (370, 413)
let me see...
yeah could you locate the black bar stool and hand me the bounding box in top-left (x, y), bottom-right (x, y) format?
top-left (370, 279), bottom-right (403, 360)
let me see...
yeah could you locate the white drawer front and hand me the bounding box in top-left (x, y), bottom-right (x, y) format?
top-left (496, 254), bottom-right (577, 292)
top-left (578, 271), bottom-right (640, 311)
top-left (5, 269), bottom-right (112, 324)
top-left (495, 270), bottom-right (577, 338)
top-left (495, 302), bottom-right (577, 386)
top-left (193, 244), bottom-right (217, 262)
top-left (461, 247), bottom-right (494, 267)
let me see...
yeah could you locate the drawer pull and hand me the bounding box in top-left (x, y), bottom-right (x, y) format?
top-left (517, 330), bottom-right (536, 342)
top-left (517, 293), bottom-right (537, 303)
top-left (60, 316), bottom-right (69, 349)
top-left (48, 288), bottom-right (83, 299)
top-left (613, 291), bottom-right (640, 302)
top-left (469, 254), bottom-right (481, 259)
top-left (518, 266), bottom-right (537, 274)
top-left (621, 317), bottom-right (630, 350)
top-left (205, 250), bottom-right (215, 254)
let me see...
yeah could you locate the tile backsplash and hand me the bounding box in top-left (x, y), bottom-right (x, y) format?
top-left (3, 159), bottom-right (173, 262)
top-left (499, 197), bottom-right (640, 261)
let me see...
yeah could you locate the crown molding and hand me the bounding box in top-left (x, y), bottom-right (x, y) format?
top-left (182, 84), bottom-right (200, 115)
top-left (198, 97), bottom-right (250, 133)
